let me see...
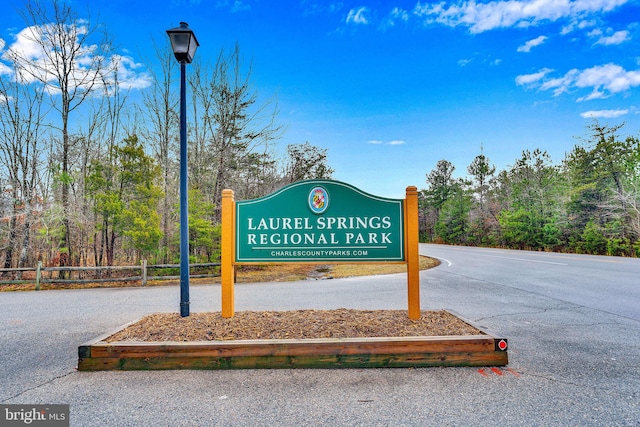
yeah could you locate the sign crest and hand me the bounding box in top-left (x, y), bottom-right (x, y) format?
top-left (308, 186), bottom-right (329, 214)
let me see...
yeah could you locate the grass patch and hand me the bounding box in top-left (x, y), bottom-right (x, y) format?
top-left (235, 255), bottom-right (439, 282)
top-left (1, 256), bottom-right (440, 291)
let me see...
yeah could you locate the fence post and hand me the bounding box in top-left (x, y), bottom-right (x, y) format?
top-left (36, 261), bottom-right (42, 291)
top-left (141, 259), bottom-right (148, 286)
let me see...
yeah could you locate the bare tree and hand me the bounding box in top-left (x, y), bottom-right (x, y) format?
top-left (72, 63), bottom-right (130, 267)
top-left (188, 51), bottom-right (282, 207)
top-left (188, 60), bottom-right (217, 195)
top-left (206, 45), bottom-right (284, 217)
top-left (284, 141), bottom-right (334, 183)
top-left (6, 0), bottom-right (112, 268)
top-left (0, 58), bottom-right (48, 274)
top-left (140, 43), bottom-right (178, 262)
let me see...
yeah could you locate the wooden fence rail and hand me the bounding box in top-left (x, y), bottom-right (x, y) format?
top-left (0, 262), bottom-right (221, 290)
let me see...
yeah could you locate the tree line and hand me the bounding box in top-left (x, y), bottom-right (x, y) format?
top-left (420, 122), bottom-right (640, 256)
top-left (0, 1), bottom-right (333, 271)
top-left (2, 1), bottom-right (638, 275)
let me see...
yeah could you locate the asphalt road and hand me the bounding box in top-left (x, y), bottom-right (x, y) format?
top-left (1, 244), bottom-right (639, 426)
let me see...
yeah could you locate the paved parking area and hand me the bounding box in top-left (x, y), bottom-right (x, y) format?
top-left (1, 245), bottom-right (639, 426)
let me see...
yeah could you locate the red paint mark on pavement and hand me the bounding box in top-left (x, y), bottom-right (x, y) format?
top-left (506, 368), bottom-right (520, 377)
top-left (491, 368), bottom-right (503, 376)
top-left (478, 369), bottom-right (489, 377)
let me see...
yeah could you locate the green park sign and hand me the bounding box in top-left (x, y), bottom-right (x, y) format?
top-left (235, 180), bottom-right (405, 262)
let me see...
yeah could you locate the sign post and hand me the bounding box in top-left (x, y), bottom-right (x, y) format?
top-left (221, 189), bottom-right (235, 318)
top-left (220, 180), bottom-right (420, 319)
top-left (405, 186), bottom-right (420, 319)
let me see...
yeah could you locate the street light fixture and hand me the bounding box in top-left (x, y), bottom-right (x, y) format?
top-left (166, 22), bottom-right (199, 317)
top-left (167, 22), bottom-right (200, 64)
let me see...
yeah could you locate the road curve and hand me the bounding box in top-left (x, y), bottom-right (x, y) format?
top-left (420, 243), bottom-right (640, 321)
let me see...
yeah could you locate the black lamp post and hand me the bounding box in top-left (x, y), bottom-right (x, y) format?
top-left (166, 22), bottom-right (199, 317)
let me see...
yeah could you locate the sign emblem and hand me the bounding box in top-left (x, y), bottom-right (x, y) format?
top-left (308, 186), bottom-right (329, 214)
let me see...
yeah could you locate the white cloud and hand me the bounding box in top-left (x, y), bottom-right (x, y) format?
top-left (517, 35), bottom-right (548, 52)
top-left (517, 63), bottom-right (640, 101)
top-left (576, 63), bottom-right (640, 93)
top-left (346, 7), bottom-right (370, 24)
top-left (368, 140), bottom-right (384, 144)
top-left (580, 109), bottom-right (628, 118)
top-left (515, 67), bottom-right (554, 85)
top-left (561, 19), bottom-right (596, 35)
top-left (458, 54), bottom-right (501, 67)
top-left (6, 26), bottom-right (48, 63)
top-left (214, 0), bottom-right (250, 11)
top-left (0, 63), bottom-right (12, 75)
top-left (540, 69), bottom-right (579, 96)
top-left (391, 7), bottom-right (410, 22)
top-left (0, 87), bottom-right (15, 104)
top-left (231, 1), bottom-right (251, 12)
top-left (0, 38), bottom-right (11, 76)
top-left (413, 0), bottom-right (628, 33)
top-left (388, 140), bottom-right (406, 145)
top-left (577, 90), bottom-right (607, 101)
top-left (587, 28), bottom-right (603, 37)
top-left (382, 7), bottom-right (410, 29)
top-left (1, 24), bottom-right (152, 94)
top-left (105, 55), bottom-right (152, 91)
top-left (594, 30), bottom-right (630, 45)
top-left (3, 25), bottom-right (96, 88)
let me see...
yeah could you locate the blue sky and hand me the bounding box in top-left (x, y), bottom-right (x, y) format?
top-left (2, 0), bottom-right (640, 198)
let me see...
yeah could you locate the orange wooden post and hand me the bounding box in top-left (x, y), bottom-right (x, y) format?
top-left (405, 186), bottom-right (420, 320)
top-left (221, 189), bottom-right (235, 318)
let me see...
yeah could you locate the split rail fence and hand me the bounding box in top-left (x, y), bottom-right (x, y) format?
top-left (0, 262), bottom-right (220, 290)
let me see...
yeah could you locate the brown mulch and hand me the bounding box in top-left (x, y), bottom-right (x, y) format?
top-left (106, 309), bottom-right (483, 342)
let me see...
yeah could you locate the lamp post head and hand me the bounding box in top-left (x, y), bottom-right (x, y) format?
top-left (166, 22), bottom-right (200, 64)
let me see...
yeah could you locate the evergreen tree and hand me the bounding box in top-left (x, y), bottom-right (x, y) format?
top-left (467, 148), bottom-right (498, 245)
top-left (565, 122), bottom-right (640, 255)
top-left (87, 135), bottom-right (163, 264)
top-left (434, 180), bottom-right (473, 244)
top-left (420, 160), bottom-right (456, 242)
top-left (498, 149), bottom-right (563, 250)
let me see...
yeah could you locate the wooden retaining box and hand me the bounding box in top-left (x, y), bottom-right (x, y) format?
top-left (78, 311), bottom-right (508, 371)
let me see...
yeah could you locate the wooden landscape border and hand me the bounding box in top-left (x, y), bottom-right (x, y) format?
top-left (77, 310), bottom-right (508, 371)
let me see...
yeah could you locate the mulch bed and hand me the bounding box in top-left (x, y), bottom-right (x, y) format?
top-left (106, 309), bottom-right (483, 342)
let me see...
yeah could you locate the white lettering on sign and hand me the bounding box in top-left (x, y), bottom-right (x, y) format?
top-left (244, 216), bottom-right (396, 248)
top-left (248, 216), bottom-right (392, 231)
top-left (248, 232), bottom-right (383, 246)
top-left (315, 216), bottom-right (392, 230)
top-left (247, 217), bottom-right (315, 230)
